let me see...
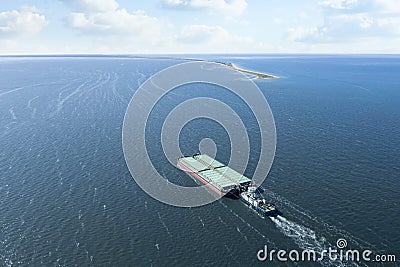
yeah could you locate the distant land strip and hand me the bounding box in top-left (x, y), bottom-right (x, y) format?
top-left (0, 54), bottom-right (278, 79)
top-left (216, 62), bottom-right (278, 79)
top-left (125, 55), bottom-right (279, 79)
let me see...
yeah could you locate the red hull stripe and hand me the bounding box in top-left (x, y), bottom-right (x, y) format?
top-left (177, 161), bottom-right (224, 197)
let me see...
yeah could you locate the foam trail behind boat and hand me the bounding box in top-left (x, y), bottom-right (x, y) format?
top-left (270, 215), bottom-right (358, 267)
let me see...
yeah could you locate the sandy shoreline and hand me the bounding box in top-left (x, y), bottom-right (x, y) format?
top-left (217, 62), bottom-right (278, 79)
top-left (0, 54), bottom-right (278, 79)
top-left (123, 55), bottom-right (278, 79)
top-left (135, 56), bottom-right (278, 79)
top-left (128, 56), bottom-right (279, 79)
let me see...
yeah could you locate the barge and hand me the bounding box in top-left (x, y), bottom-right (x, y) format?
top-left (177, 154), bottom-right (279, 216)
top-left (177, 154), bottom-right (251, 197)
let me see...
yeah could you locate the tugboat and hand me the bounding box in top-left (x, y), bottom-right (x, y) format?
top-left (240, 185), bottom-right (278, 217)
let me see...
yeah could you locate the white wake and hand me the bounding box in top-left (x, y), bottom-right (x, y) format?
top-left (270, 215), bottom-right (359, 266)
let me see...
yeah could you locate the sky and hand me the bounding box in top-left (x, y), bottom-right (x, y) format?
top-left (0, 0), bottom-right (399, 54)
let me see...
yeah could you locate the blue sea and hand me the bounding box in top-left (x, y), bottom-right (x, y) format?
top-left (0, 55), bottom-right (399, 266)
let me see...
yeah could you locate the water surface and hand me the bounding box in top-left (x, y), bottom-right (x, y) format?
top-left (0, 55), bottom-right (399, 266)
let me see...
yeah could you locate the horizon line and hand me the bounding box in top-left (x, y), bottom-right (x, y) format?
top-left (1, 53), bottom-right (400, 57)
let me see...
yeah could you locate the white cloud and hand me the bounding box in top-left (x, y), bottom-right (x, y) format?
top-left (374, 0), bottom-right (400, 13)
top-left (66, 9), bottom-right (166, 46)
top-left (287, 27), bottom-right (323, 42)
top-left (63, 1), bottom-right (251, 52)
top-left (0, 6), bottom-right (48, 39)
top-left (60, 0), bottom-right (119, 12)
top-left (289, 0), bottom-right (400, 43)
top-left (162, 0), bottom-right (248, 16)
top-left (173, 24), bottom-right (253, 53)
top-left (320, 0), bottom-right (400, 13)
top-left (178, 24), bottom-right (251, 45)
top-left (273, 17), bottom-right (283, 25)
top-left (319, 0), bottom-right (358, 9)
top-left (299, 12), bottom-right (309, 19)
top-left (62, 1), bottom-right (172, 50)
